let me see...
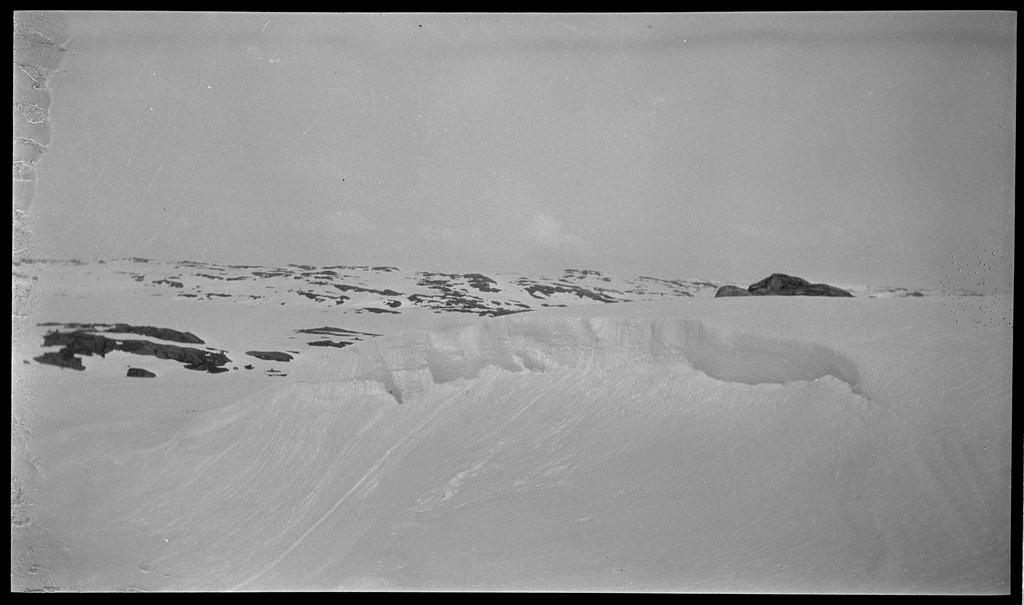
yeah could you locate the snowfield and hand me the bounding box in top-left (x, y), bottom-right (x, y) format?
top-left (11, 260), bottom-right (1013, 593)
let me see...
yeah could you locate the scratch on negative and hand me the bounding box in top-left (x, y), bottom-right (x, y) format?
top-left (302, 116), bottom-right (320, 136)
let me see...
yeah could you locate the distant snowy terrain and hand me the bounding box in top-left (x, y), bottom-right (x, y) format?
top-left (11, 259), bottom-right (1013, 593)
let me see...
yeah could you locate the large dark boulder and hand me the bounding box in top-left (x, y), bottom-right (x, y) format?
top-left (747, 273), bottom-right (853, 297)
top-left (127, 367), bottom-right (156, 378)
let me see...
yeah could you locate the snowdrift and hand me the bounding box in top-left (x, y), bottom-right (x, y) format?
top-left (13, 296), bottom-right (1013, 593)
top-left (321, 308), bottom-right (866, 405)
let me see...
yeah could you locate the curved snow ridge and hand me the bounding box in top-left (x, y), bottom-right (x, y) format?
top-left (330, 314), bottom-right (867, 404)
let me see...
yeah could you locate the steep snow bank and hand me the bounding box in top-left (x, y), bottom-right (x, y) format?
top-left (320, 311), bottom-right (866, 405)
top-left (14, 297), bottom-right (1012, 593)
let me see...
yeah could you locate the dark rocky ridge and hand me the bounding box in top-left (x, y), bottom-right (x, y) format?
top-left (748, 274), bottom-right (854, 297)
top-left (715, 274), bottom-right (854, 298)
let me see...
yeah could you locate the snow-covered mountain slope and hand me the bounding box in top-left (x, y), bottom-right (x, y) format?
top-left (11, 258), bottom-right (733, 380)
top-left (13, 257), bottom-right (727, 315)
top-left (15, 258), bottom-right (972, 382)
top-left (11, 261), bottom-right (1013, 593)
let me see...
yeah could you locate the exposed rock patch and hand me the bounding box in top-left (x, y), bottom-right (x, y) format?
top-left (33, 349), bottom-right (85, 370)
top-left (463, 273), bottom-right (501, 293)
top-left (246, 351), bottom-right (293, 362)
top-left (152, 278), bottom-right (184, 288)
top-left (35, 328), bottom-right (230, 373)
top-left (126, 367), bottom-right (156, 378)
top-left (519, 282), bottom-right (620, 303)
top-left (295, 326), bottom-right (381, 337)
top-left (101, 323), bottom-right (203, 343)
top-left (296, 326), bottom-right (381, 349)
top-left (307, 340), bottom-right (355, 348)
top-left (332, 283), bottom-right (403, 296)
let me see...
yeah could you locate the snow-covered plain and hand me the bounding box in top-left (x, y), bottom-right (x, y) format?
top-left (11, 259), bottom-right (1013, 593)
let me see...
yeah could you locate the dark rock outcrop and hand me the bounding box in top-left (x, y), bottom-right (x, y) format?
top-left (152, 279), bottom-right (184, 288)
top-left (714, 285), bottom-right (752, 298)
top-left (307, 340), bottom-right (353, 348)
top-left (463, 273), bottom-right (501, 293)
top-left (42, 330), bottom-right (119, 356)
top-left (33, 349), bottom-right (85, 370)
top-left (520, 282), bottom-right (620, 303)
top-left (246, 350), bottom-right (293, 362)
top-left (295, 326), bottom-right (381, 337)
top-left (111, 339), bottom-right (230, 372)
top-left (104, 324), bottom-right (204, 343)
top-left (126, 367), bottom-right (156, 378)
top-left (332, 283), bottom-right (403, 296)
top-left (36, 329), bottom-right (231, 373)
top-left (357, 307), bottom-right (401, 314)
top-left (38, 323), bottom-right (204, 343)
top-left (715, 273), bottom-right (853, 298)
top-left (747, 274), bottom-right (853, 297)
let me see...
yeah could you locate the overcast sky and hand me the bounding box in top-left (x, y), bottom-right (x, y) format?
top-left (15, 11), bottom-right (1016, 290)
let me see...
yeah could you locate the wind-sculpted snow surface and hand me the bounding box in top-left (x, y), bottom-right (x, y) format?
top-left (334, 314), bottom-right (866, 405)
top-left (11, 263), bottom-right (1012, 593)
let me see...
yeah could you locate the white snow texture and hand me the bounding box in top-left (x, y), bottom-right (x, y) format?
top-left (10, 264), bottom-right (1013, 593)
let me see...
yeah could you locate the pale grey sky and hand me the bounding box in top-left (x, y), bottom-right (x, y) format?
top-left (15, 12), bottom-right (1016, 290)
